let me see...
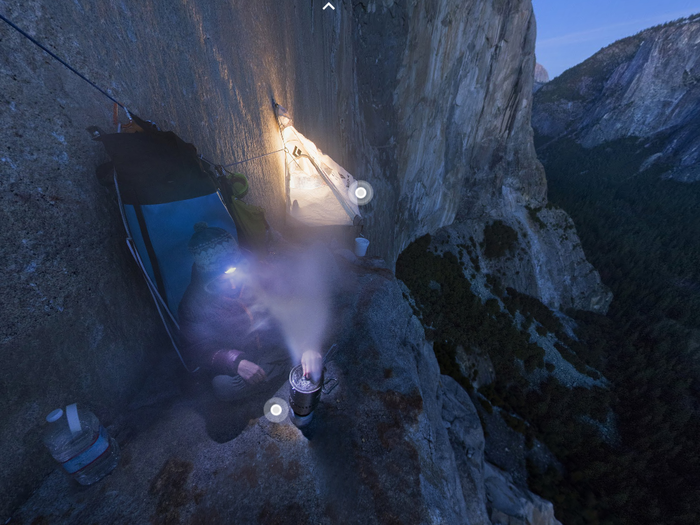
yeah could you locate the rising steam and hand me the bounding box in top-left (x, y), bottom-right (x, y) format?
top-left (248, 245), bottom-right (332, 380)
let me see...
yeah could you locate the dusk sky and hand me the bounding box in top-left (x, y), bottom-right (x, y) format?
top-left (532, 0), bottom-right (700, 78)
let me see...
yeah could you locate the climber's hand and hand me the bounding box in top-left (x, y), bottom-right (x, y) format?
top-left (238, 360), bottom-right (267, 385)
top-left (301, 350), bottom-right (323, 382)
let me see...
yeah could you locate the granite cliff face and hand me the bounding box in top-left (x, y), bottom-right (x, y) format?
top-left (532, 13), bottom-right (700, 182)
top-left (534, 63), bottom-right (549, 84)
top-left (448, 204), bottom-right (612, 314)
top-left (2, 0), bottom-right (599, 521)
top-left (355, 0), bottom-right (610, 313)
top-left (533, 63), bottom-right (549, 92)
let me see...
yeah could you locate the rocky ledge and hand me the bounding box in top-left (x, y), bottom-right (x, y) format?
top-left (9, 250), bottom-right (559, 525)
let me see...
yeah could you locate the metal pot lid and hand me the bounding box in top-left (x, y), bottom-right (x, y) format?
top-left (289, 365), bottom-right (322, 393)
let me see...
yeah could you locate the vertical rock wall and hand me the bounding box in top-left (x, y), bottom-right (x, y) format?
top-left (0, 0), bottom-right (361, 518)
top-left (354, 0), bottom-right (610, 312)
top-left (354, 0), bottom-right (547, 263)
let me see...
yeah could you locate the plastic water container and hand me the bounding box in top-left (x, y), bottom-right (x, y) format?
top-left (354, 237), bottom-right (370, 257)
top-left (43, 403), bottom-right (120, 485)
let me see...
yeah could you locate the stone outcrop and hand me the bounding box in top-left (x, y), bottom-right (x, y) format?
top-left (9, 254), bottom-right (559, 525)
top-left (442, 373), bottom-right (562, 525)
top-left (534, 63), bottom-right (550, 84)
top-left (443, 206), bottom-right (612, 313)
top-left (532, 13), bottom-right (700, 182)
top-left (533, 63), bottom-right (549, 93)
top-left (441, 374), bottom-right (491, 524)
top-left (354, 0), bottom-right (609, 312)
top-left (485, 463), bottom-right (562, 525)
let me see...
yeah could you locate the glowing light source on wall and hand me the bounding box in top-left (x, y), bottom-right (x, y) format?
top-left (275, 104), bottom-right (363, 227)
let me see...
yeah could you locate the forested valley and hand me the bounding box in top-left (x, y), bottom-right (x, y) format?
top-left (397, 135), bottom-right (700, 524)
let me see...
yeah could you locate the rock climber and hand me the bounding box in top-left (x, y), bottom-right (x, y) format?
top-left (177, 222), bottom-right (322, 401)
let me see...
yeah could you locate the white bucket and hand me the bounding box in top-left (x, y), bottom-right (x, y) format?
top-left (354, 237), bottom-right (370, 257)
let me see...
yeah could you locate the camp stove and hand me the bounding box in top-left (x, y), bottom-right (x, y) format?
top-left (288, 345), bottom-right (339, 426)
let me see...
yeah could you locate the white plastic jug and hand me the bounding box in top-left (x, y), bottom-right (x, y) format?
top-left (43, 403), bottom-right (120, 485)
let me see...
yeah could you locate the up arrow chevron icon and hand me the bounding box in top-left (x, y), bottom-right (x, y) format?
top-left (323, 2), bottom-right (335, 10)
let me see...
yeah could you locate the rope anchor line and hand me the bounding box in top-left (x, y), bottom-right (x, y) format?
top-left (0, 12), bottom-right (128, 111)
top-left (220, 147), bottom-right (286, 168)
top-left (0, 12), bottom-right (282, 169)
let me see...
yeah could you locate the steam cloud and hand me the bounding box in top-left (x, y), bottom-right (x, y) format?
top-left (248, 244), bottom-right (332, 380)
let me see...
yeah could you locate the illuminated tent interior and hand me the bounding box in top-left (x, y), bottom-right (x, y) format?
top-left (276, 105), bottom-right (361, 228)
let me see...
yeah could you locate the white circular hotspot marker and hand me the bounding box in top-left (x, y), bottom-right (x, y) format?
top-left (349, 180), bottom-right (374, 205)
top-left (264, 397), bottom-right (289, 423)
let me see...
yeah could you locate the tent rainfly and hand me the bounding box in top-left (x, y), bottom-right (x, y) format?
top-left (276, 105), bottom-right (361, 227)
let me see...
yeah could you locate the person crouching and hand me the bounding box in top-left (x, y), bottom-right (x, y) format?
top-left (178, 222), bottom-right (289, 401)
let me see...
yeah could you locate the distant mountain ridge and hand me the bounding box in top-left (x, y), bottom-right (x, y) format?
top-left (532, 13), bottom-right (700, 182)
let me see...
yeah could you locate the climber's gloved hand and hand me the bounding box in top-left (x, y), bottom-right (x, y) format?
top-left (238, 360), bottom-right (267, 385)
top-left (301, 350), bottom-right (323, 382)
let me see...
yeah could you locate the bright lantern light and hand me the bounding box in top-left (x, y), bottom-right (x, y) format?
top-left (225, 267), bottom-right (236, 274)
top-left (355, 187), bottom-right (367, 199)
top-left (270, 404), bottom-right (282, 416)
